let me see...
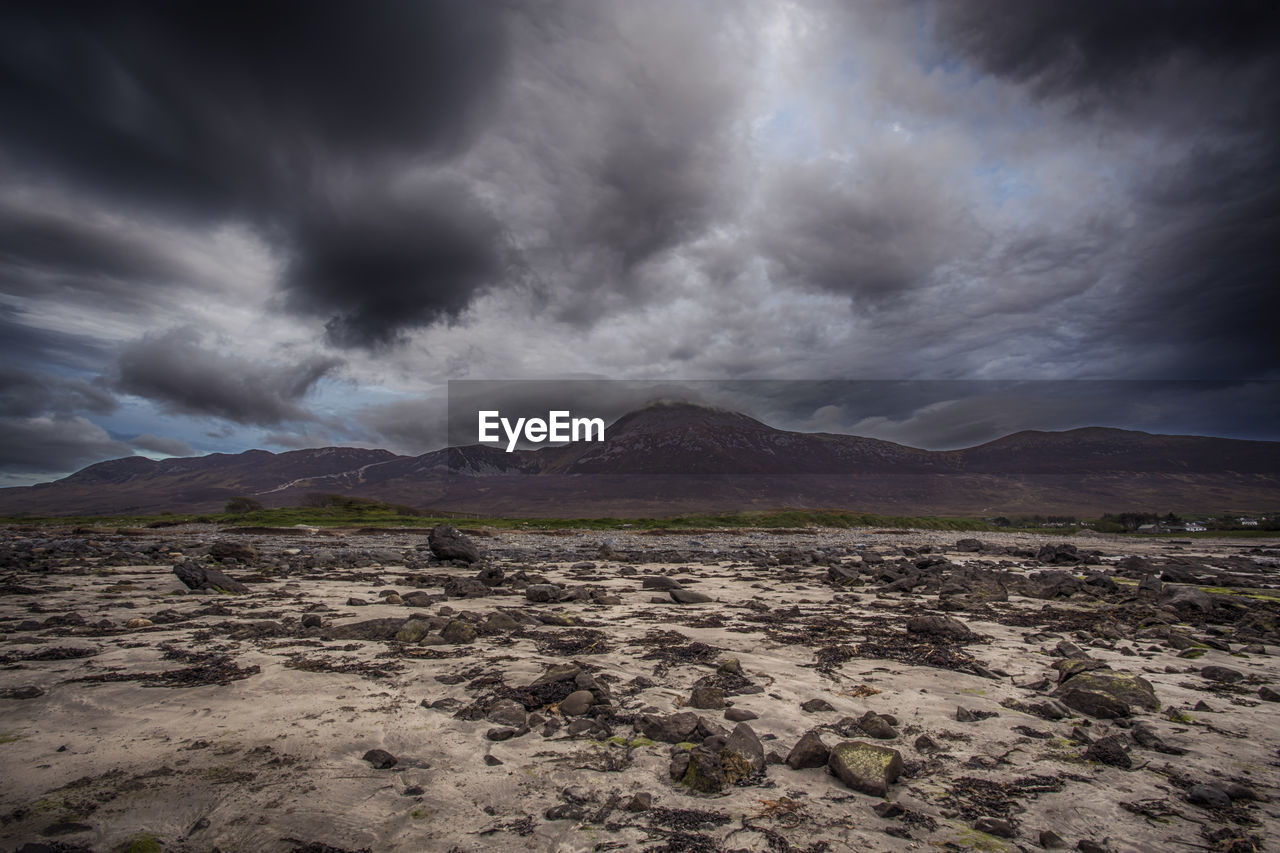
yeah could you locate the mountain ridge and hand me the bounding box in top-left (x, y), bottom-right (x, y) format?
top-left (2, 401), bottom-right (1278, 517)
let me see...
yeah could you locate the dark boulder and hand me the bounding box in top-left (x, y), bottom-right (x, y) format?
top-left (172, 560), bottom-right (249, 594)
top-left (428, 525), bottom-right (480, 564)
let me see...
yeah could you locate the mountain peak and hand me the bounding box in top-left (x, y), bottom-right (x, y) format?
top-left (607, 400), bottom-right (770, 436)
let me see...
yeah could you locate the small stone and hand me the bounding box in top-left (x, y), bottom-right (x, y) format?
top-left (560, 690), bottom-right (595, 716)
top-left (362, 748), bottom-right (397, 769)
top-left (858, 712), bottom-right (897, 739)
top-left (717, 658), bottom-right (745, 676)
top-left (1076, 841), bottom-right (1111, 853)
top-left (125, 618), bottom-right (153, 629)
top-left (483, 754), bottom-right (503, 766)
top-left (913, 734), bottom-right (940, 753)
top-left (801, 697), bottom-right (835, 713)
top-left (0, 685), bottom-right (44, 700)
top-left (1259, 686), bottom-right (1280, 702)
top-left (486, 727), bottom-right (518, 741)
top-left (1193, 699), bottom-right (1215, 712)
top-left (873, 801), bottom-right (904, 818)
top-left (486, 699), bottom-right (529, 727)
top-left (725, 708), bottom-right (758, 722)
top-left (403, 786), bottom-right (424, 796)
top-left (301, 614), bottom-right (323, 628)
top-left (1187, 784), bottom-right (1231, 809)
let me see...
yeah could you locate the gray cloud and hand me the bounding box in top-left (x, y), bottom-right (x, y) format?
top-left (115, 329), bottom-right (341, 426)
top-left (129, 433), bottom-right (194, 458)
top-left (0, 414), bottom-right (132, 474)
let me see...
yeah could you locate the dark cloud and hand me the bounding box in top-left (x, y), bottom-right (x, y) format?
top-left (0, 415), bottom-right (132, 474)
top-left (933, 0), bottom-right (1280, 100)
top-left (129, 433), bottom-right (194, 458)
top-left (0, 366), bottom-right (117, 418)
top-left (281, 178), bottom-right (508, 349)
top-left (114, 329), bottom-right (341, 426)
top-left (0, 0), bottom-right (509, 216)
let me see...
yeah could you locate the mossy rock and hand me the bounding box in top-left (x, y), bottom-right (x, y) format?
top-left (826, 740), bottom-right (904, 797)
top-left (394, 619), bottom-right (432, 643)
top-left (115, 834), bottom-right (163, 853)
top-left (1054, 669), bottom-right (1159, 718)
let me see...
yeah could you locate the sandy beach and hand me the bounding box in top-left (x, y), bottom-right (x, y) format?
top-left (2, 524), bottom-right (1278, 852)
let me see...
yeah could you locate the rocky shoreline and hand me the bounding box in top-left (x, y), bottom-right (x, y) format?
top-left (1, 523), bottom-right (1279, 852)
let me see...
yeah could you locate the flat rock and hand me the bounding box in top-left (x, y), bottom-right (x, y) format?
top-left (362, 748), bottom-right (397, 769)
top-left (1201, 665), bottom-right (1244, 683)
top-left (905, 615), bottom-right (977, 642)
top-left (669, 588), bottom-right (713, 604)
top-left (1053, 669), bottom-right (1159, 718)
top-left (172, 560), bottom-right (249, 594)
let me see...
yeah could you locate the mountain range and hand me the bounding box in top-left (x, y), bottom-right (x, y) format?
top-left (2, 402), bottom-right (1278, 517)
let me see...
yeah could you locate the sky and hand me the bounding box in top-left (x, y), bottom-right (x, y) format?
top-left (2, 0), bottom-right (1279, 486)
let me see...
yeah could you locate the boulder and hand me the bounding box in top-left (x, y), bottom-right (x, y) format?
top-left (526, 584), bottom-right (563, 603)
top-left (208, 541), bottom-right (257, 563)
top-left (328, 617), bottom-right (405, 640)
top-left (786, 730), bottom-right (830, 769)
top-left (905, 615), bottom-right (977, 642)
top-left (440, 619), bottom-right (477, 644)
top-left (486, 699), bottom-right (529, 727)
top-left (428, 525), bottom-right (480, 564)
top-left (826, 741), bottom-right (904, 797)
top-left (642, 576), bottom-right (684, 590)
top-left (635, 711), bottom-right (700, 743)
top-left (689, 686), bottom-right (725, 709)
top-left (1053, 669), bottom-right (1159, 718)
top-left (443, 577), bottom-right (490, 599)
top-left (560, 690), bottom-right (595, 716)
top-left (172, 560), bottom-right (249, 594)
top-left (670, 588), bottom-right (713, 604)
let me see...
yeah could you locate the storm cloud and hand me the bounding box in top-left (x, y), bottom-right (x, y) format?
top-left (1, 1), bottom-right (1277, 482)
top-left (115, 330), bottom-right (341, 426)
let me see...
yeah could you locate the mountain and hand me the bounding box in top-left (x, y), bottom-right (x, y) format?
top-left (1, 401), bottom-right (1277, 517)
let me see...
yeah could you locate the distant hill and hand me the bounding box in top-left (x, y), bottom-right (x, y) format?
top-left (1, 401), bottom-right (1277, 517)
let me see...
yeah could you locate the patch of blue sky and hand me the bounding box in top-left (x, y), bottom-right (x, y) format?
top-left (972, 162), bottom-right (1038, 206)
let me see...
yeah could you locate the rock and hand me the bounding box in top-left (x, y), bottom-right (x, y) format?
top-left (670, 588), bottom-right (713, 604)
top-left (208, 541), bottom-right (257, 563)
top-left (1052, 669), bottom-right (1160, 718)
top-left (486, 699), bottom-right (528, 728)
top-left (1040, 829), bottom-right (1068, 849)
top-left (1260, 686), bottom-right (1280, 702)
top-left (786, 730), bottom-right (830, 769)
top-left (801, 697), bottom-right (835, 713)
top-left (624, 792), bottom-right (652, 812)
top-left (1187, 784), bottom-right (1230, 809)
top-left (0, 685), bottom-right (44, 700)
top-left (525, 584), bottom-right (563, 603)
top-left (172, 560), bottom-right (249, 594)
top-left (906, 615), bottom-right (977, 642)
top-left (858, 711), bottom-right (897, 739)
top-left (1241, 643), bottom-right (1267, 655)
top-left (560, 690), bottom-right (595, 716)
top-left (955, 538), bottom-right (987, 552)
top-left (725, 708), bottom-right (758, 722)
top-left (394, 619), bottom-right (432, 643)
top-left (362, 748), bottom-right (397, 769)
top-left (1138, 574), bottom-right (1163, 596)
top-left (443, 577), bottom-right (489, 599)
top-left (484, 611), bottom-right (521, 631)
top-left (913, 734), bottom-right (940, 753)
top-left (483, 754), bottom-right (503, 766)
top-left (1160, 585), bottom-right (1214, 613)
top-left (327, 617), bottom-right (406, 640)
top-left (827, 740), bottom-right (904, 797)
top-left (636, 712), bottom-right (700, 743)
top-left (1037, 543), bottom-right (1082, 564)
top-left (125, 617), bottom-right (153, 629)
top-left (428, 525), bottom-right (480, 563)
top-left (1131, 721), bottom-right (1186, 755)
top-left (717, 658), bottom-right (745, 676)
top-left (1201, 665), bottom-right (1244, 683)
top-left (689, 686), bottom-right (725, 709)
top-left (973, 817), bottom-right (1015, 838)
top-left (301, 614), bottom-right (323, 628)
top-left (1076, 841), bottom-right (1111, 853)
top-left (1084, 735), bottom-right (1131, 769)
top-left (678, 723), bottom-right (765, 793)
top-left (347, 597), bottom-right (370, 606)
top-left (402, 591), bottom-right (436, 607)
top-left (476, 565), bottom-right (505, 587)
top-left (486, 726), bottom-right (518, 741)
top-left (440, 619), bottom-right (477, 644)
top-left (642, 576), bottom-right (684, 590)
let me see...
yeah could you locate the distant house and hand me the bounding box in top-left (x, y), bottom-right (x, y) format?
top-left (1240, 518), bottom-right (1260, 527)
top-left (1185, 523), bottom-right (1206, 532)
top-left (1136, 524), bottom-right (1159, 533)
